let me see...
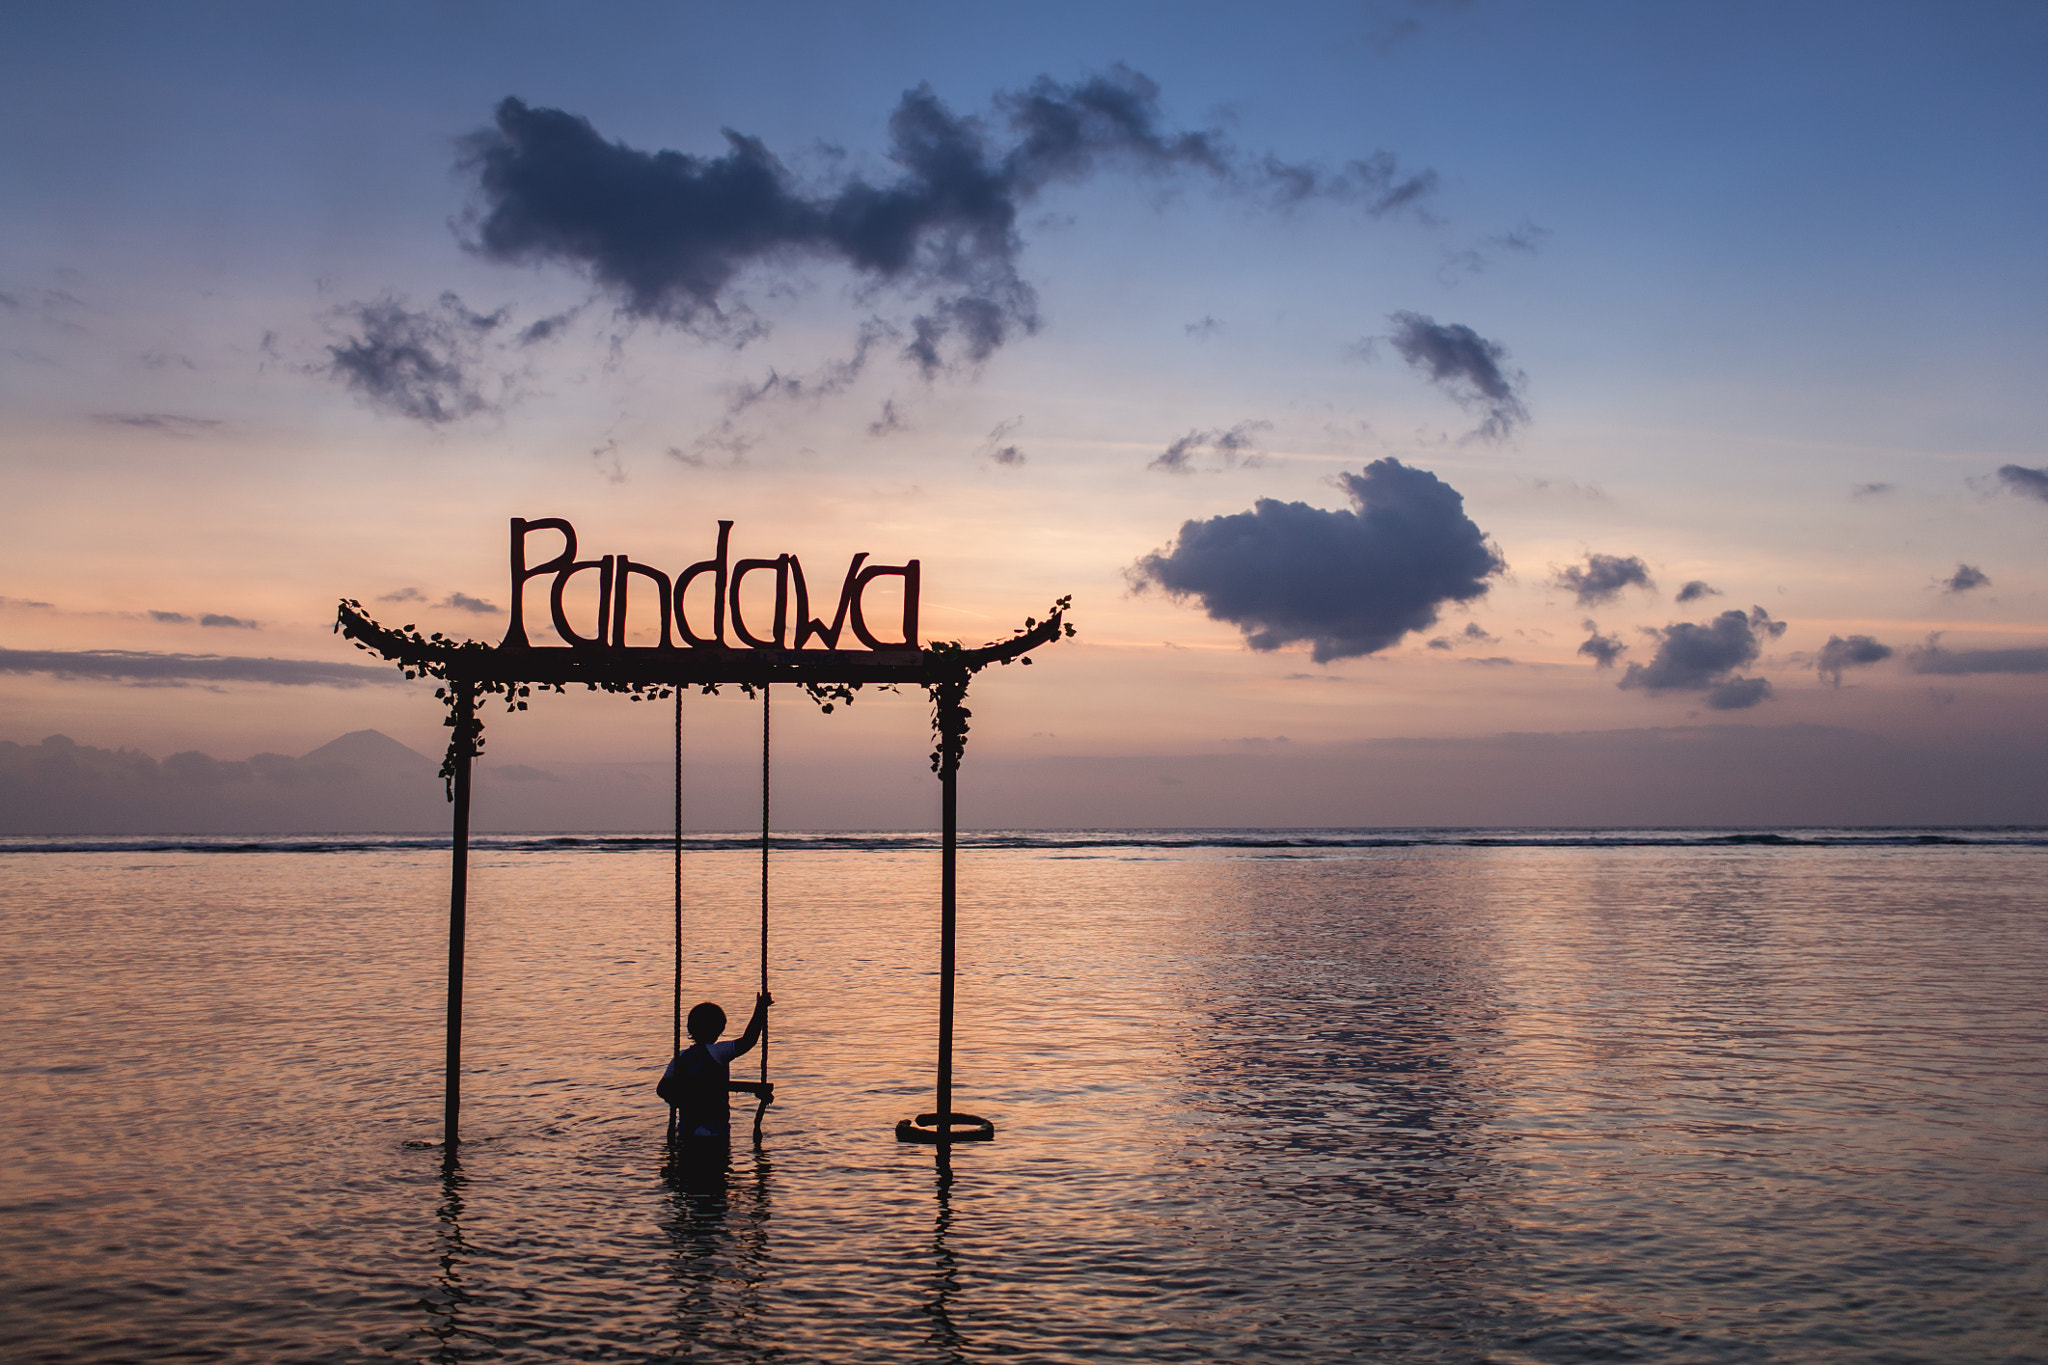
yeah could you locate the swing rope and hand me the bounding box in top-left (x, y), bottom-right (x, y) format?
top-left (666, 683), bottom-right (774, 1143)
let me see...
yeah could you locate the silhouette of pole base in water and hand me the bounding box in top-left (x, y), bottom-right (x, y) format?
top-left (895, 1112), bottom-right (996, 1144)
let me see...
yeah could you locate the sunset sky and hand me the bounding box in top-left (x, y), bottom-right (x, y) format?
top-left (4, 1), bottom-right (2044, 827)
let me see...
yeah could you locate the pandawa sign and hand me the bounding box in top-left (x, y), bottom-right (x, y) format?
top-left (504, 516), bottom-right (919, 653)
top-left (334, 512), bottom-right (1073, 1157)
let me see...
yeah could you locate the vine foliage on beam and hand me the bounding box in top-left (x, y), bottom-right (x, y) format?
top-left (333, 596), bottom-right (1073, 798)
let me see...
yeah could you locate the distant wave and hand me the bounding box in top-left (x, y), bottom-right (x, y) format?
top-left (3, 827), bottom-right (2045, 855)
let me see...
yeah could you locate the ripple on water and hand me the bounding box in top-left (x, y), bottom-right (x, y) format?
top-left (0, 841), bottom-right (2044, 1361)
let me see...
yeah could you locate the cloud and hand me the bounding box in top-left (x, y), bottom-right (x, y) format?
top-left (1852, 482), bottom-right (1894, 497)
top-left (1997, 464), bottom-right (2048, 503)
top-left (976, 415), bottom-right (1025, 466)
top-left (440, 593), bottom-right (502, 614)
top-left (1149, 419), bottom-right (1271, 474)
top-left (867, 398), bottom-right (907, 437)
top-left (516, 307), bottom-right (580, 346)
top-left (200, 614), bottom-right (257, 629)
top-left (1184, 315), bottom-right (1221, 338)
top-left (1553, 552), bottom-right (1654, 606)
top-left (1130, 457), bottom-right (1503, 663)
top-left (726, 317), bottom-right (896, 415)
top-left (1439, 219), bottom-right (1550, 281)
top-left (0, 597), bottom-right (55, 611)
top-left (1385, 311), bottom-right (1528, 440)
top-left (148, 610), bottom-right (192, 624)
top-left (1427, 621), bottom-right (1495, 652)
top-left (1907, 640), bottom-right (2048, 675)
top-left (1704, 677), bottom-right (1774, 710)
top-left (0, 649), bottom-right (401, 688)
top-left (1674, 579), bottom-right (1720, 603)
top-left (1816, 634), bottom-right (1893, 686)
top-left (379, 587), bottom-right (427, 603)
top-left (670, 418), bottom-right (754, 466)
top-left (324, 292), bottom-right (506, 423)
top-left (460, 71), bottom-right (1432, 376)
top-left (92, 413), bottom-right (222, 434)
top-left (1577, 620), bottom-right (1627, 669)
top-left (1944, 563), bottom-right (1990, 593)
top-left (1618, 606), bottom-right (1786, 709)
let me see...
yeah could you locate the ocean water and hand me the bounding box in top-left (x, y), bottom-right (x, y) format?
top-left (1, 829), bottom-right (2044, 1363)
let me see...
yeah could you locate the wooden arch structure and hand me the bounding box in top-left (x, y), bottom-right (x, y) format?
top-left (336, 516), bottom-right (1071, 1156)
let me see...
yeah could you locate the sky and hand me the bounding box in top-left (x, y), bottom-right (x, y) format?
top-left (3, 0), bottom-right (2045, 829)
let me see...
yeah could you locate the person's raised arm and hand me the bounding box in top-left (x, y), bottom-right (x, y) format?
top-left (730, 991), bottom-right (773, 1056)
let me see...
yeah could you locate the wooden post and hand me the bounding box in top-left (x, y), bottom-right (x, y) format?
top-left (936, 752), bottom-right (957, 1140)
top-left (670, 686), bottom-right (681, 1143)
top-left (443, 680), bottom-right (475, 1158)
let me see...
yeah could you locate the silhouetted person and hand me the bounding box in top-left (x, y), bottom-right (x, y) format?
top-left (659, 993), bottom-right (771, 1148)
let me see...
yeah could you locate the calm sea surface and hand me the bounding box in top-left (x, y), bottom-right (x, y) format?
top-left (1, 830), bottom-right (2044, 1363)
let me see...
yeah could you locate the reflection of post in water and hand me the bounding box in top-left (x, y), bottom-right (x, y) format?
top-left (921, 1147), bottom-right (969, 1362)
top-left (661, 1137), bottom-right (774, 1357)
top-left (418, 1161), bottom-right (481, 1363)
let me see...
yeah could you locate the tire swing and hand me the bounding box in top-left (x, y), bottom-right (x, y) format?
top-left (666, 683), bottom-right (775, 1144)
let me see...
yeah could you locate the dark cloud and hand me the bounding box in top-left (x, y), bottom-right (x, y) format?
top-left (1426, 636), bottom-right (1452, 650)
top-left (1997, 464), bottom-right (2048, 503)
top-left (92, 413), bottom-right (222, 434)
top-left (148, 610), bottom-right (192, 624)
top-left (1704, 676), bottom-right (1774, 710)
top-left (1385, 312), bottom-right (1528, 440)
top-left (976, 416), bottom-right (1025, 467)
top-left (1130, 458), bottom-right (1503, 663)
top-left (1852, 482), bottom-right (1894, 497)
top-left (1553, 552), bottom-right (1654, 606)
top-left (1149, 419), bottom-right (1271, 474)
top-left (516, 307), bottom-right (579, 346)
top-left (1944, 563), bottom-right (1990, 593)
top-left (440, 593), bottom-right (502, 614)
top-left (461, 71), bottom-right (1431, 376)
top-left (0, 597), bottom-right (54, 610)
top-left (1816, 634), bottom-right (1893, 686)
top-left (1618, 607), bottom-right (1786, 709)
top-left (325, 292), bottom-right (505, 423)
top-left (200, 614), bottom-right (257, 629)
top-left (1184, 315), bottom-right (1221, 338)
top-left (379, 587), bottom-right (426, 603)
top-left (0, 648), bottom-right (400, 688)
top-left (1907, 640), bottom-right (2048, 675)
top-left (1577, 620), bottom-right (1627, 669)
top-left (1674, 579), bottom-right (1720, 603)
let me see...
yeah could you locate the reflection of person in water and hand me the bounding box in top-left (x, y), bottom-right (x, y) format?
top-left (659, 993), bottom-right (772, 1145)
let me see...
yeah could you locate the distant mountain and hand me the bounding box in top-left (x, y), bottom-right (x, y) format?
top-left (0, 729), bottom-right (447, 834)
top-left (300, 729), bottom-right (433, 775)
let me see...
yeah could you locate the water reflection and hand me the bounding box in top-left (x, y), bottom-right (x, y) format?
top-left (1167, 857), bottom-right (1516, 1347)
top-left (661, 1137), bottom-right (774, 1359)
top-left (418, 1163), bottom-right (484, 1363)
top-left (920, 1149), bottom-right (966, 1364)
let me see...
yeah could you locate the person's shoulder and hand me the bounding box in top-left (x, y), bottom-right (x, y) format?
top-left (708, 1039), bottom-right (741, 1063)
